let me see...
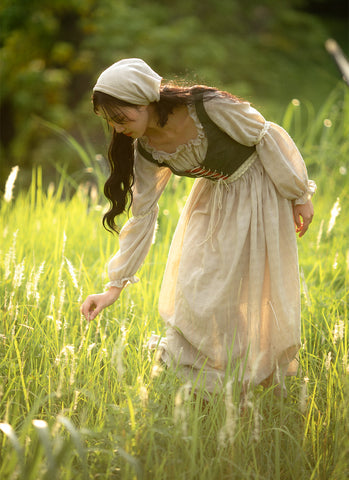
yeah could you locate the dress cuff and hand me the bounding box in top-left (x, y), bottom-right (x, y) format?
top-left (106, 276), bottom-right (140, 288)
top-left (294, 180), bottom-right (317, 205)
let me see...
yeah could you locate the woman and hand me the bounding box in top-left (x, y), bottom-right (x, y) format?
top-left (81, 58), bottom-right (315, 393)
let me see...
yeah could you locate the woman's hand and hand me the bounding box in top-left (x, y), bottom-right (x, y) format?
top-left (293, 199), bottom-right (314, 238)
top-left (80, 286), bottom-right (123, 321)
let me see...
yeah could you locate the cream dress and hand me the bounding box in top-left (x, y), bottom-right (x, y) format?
top-left (107, 95), bottom-right (316, 392)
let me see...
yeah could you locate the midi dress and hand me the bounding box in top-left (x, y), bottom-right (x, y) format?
top-left (106, 93), bottom-right (316, 392)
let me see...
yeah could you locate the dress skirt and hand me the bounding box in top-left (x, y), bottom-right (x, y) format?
top-left (157, 158), bottom-right (301, 392)
top-left (106, 97), bottom-right (315, 393)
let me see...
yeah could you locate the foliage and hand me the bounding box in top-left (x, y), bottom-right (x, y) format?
top-left (0, 89), bottom-right (348, 479)
top-left (0, 0), bottom-right (347, 188)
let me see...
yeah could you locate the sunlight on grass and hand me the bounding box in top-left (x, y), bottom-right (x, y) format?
top-left (0, 86), bottom-right (348, 479)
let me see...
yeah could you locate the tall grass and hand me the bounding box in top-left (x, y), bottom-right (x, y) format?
top-left (1, 86), bottom-right (348, 479)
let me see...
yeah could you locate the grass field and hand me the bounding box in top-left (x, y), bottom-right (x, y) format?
top-left (1, 86), bottom-right (348, 479)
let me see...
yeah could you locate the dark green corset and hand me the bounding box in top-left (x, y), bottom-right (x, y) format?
top-left (137, 93), bottom-right (256, 179)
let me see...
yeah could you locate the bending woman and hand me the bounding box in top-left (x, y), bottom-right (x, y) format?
top-left (81, 58), bottom-right (315, 393)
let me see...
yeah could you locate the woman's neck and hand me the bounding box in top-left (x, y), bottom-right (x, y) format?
top-left (143, 104), bottom-right (198, 154)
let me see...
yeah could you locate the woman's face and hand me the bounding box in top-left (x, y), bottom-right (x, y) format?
top-left (102, 105), bottom-right (150, 139)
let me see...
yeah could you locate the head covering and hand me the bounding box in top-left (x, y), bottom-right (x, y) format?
top-left (93, 58), bottom-right (162, 105)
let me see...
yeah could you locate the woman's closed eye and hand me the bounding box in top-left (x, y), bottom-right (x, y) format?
top-left (110, 114), bottom-right (128, 125)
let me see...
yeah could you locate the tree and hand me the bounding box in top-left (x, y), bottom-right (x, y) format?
top-left (0, 0), bottom-right (345, 189)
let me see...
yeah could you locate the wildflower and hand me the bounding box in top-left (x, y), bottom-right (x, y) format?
top-left (26, 269), bottom-right (34, 301)
top-left (120, 325), bottom-right (127, 343)
top-left (70, 363), bottom-right (76, 386)
top-left (65, 257), bottom-right (78, 289)
top-left (137, 376), bottom-right (148, 407)
top-left (90, 184), bottom-right (98, 204)
top-left (4, 166), bottom-right (19, 203)
top-left (332, 252), bottom-right (339, 270)
top-left (47, 182), bottom-right (55, 196)
top-left (0, 423), bottom-right (12, 435)
top-left (151, 363), bottom-right (163, 378)
top-left (33, 261), bottom-right (45, 302)
top-left (327, 198), bottom-right (341, 235)
top-left (55, 344), bottom-right (75, 364)
top-left (253, 406), bottom-right (262, 442)
top-left (174, 382), bottom-right (191, 436)
top-left (57, 232), bottom-right (67, 289)
top-left (87, 343), bottom-right (96, 353)
top-left (62, 344), bottom-right (75, 356)
top-left (73, 390), bottom-right (79, 411)
top-left (32, 419), bottom-right (48, 429)
top-left (218, 380), bottom-right (238, 447)
top-left (4, 231), bottom-right (18, 280)
top-left (57, 282), bottom-right (66, 326)
top-left (139, 386), bottom-right (148, 407)
top-left (333, 320), bottom-right (344, 343)
top-left (77, 323), bottom-right (89, 353)
top-left (13, 260), bottom-right (25, 289)
top-left (49, 294), bottom-right (55, 312)
top-left (150, 348), bottom-right (164, 378)
top-left (325, 352), bottom-right (332, 371)
top-left (26, 261), bottom-right (45, 303)
top-left (299, 376), bottom-right (309, 413)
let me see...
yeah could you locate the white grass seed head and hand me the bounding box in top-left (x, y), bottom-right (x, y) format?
top-left (4, 166), bottom-right (19, 203)
top-left (327, 197), bottom-right (341, 235)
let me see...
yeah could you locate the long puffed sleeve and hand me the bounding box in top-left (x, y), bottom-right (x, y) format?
top-left (107, 151), bottom-right (172, 287)
top-left (204, 96), bottom-right (316, 203)
top-left (257, 122), bottom-right (316, 203)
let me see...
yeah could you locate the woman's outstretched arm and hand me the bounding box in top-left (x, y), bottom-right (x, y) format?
top-left (81, 285), bottom-right (124, 321)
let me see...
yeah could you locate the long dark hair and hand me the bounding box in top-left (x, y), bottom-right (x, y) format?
top-left (93, 85), bottom-right (240, 233)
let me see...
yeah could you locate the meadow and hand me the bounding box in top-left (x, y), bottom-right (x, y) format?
top-left (0, 86), bottom-right (348, 479)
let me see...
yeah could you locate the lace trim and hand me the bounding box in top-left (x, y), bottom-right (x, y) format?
top-left (294, 180), bottom-right (317, 205)
top-left (255, 121), bottom-right (271, 144)
top-left (138, 104), bottom-right (205, 163)
top-left (106, 276), bottom-right (139, 288)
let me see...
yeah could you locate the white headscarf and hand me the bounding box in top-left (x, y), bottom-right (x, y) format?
top-left (93, 58), bottom-right (162, 105)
